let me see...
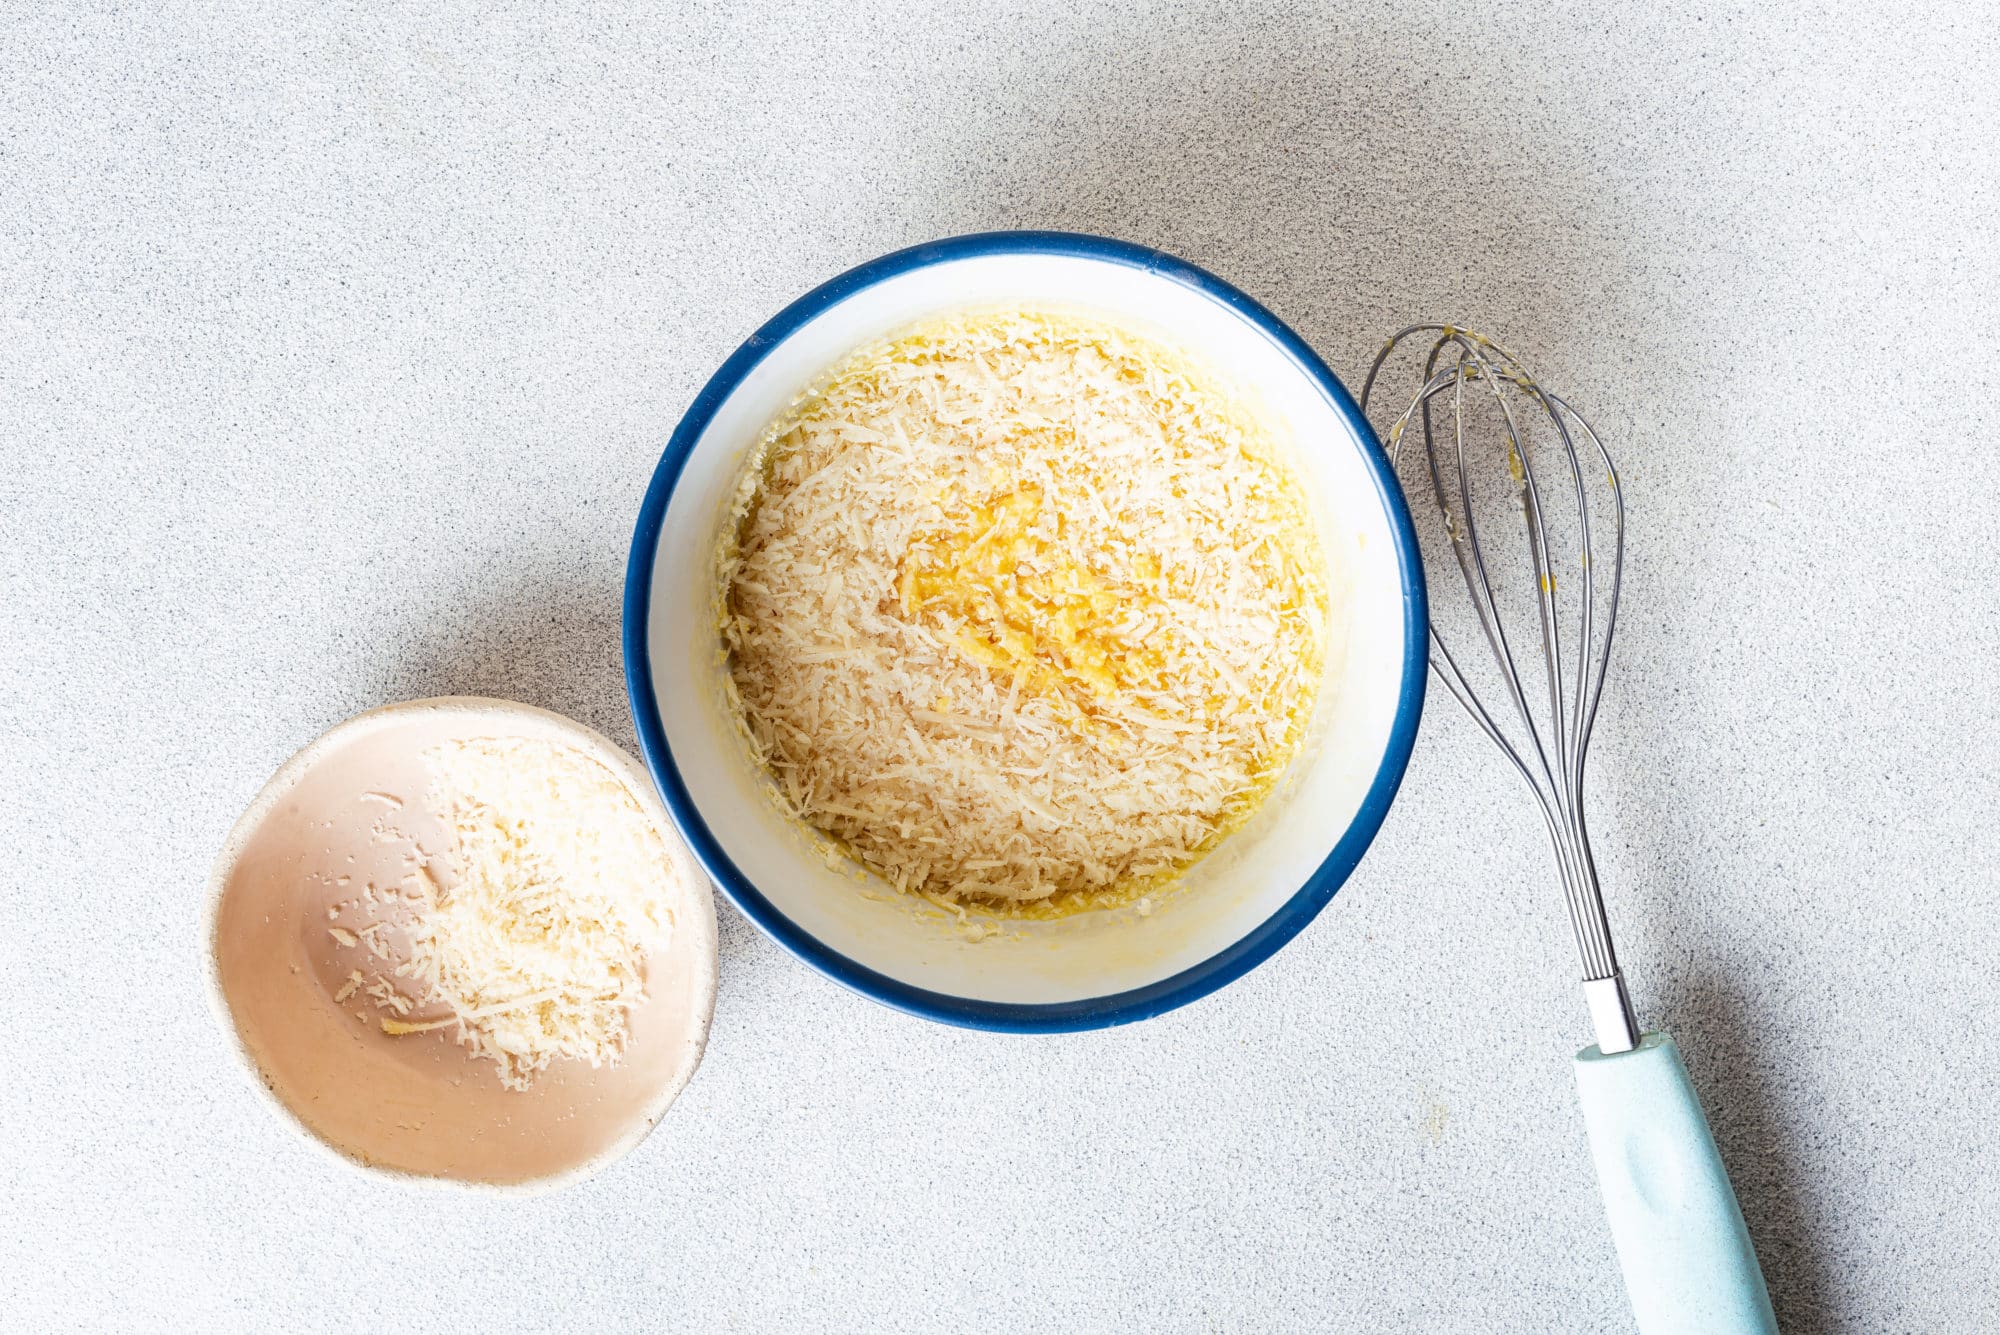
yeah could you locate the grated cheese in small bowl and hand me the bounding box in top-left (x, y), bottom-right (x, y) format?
top-left (397, 737), bottom-right (679, 1090)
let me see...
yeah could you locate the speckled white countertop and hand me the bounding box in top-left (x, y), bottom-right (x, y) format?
top-left (4, 2), bottom-right (1996, 1330)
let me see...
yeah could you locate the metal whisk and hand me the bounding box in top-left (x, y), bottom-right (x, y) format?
top-left (1359, 325), bottom-right (1638, 1054)
top-left (1358, 325), bottom-right (1776, 1335)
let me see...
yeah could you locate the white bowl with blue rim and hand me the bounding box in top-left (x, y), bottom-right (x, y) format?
top-left (624, 231), bottom-right (1425, 1031)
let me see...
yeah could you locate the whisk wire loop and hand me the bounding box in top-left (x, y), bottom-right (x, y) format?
top-left (1361, 327), bottom-right (1636, 1047)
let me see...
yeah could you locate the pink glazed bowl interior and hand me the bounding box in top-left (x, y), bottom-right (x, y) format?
top-left (204, 697), bottom-right (718, 1191)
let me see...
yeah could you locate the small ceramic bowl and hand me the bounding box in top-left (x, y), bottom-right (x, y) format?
top-left (625, 231), bottom-right (1426, 1031)
top-left (203, 697), bottom-right (718, 1192)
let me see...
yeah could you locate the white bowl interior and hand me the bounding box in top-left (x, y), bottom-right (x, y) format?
top-left (644, 252), bottom-right (1410, 1006)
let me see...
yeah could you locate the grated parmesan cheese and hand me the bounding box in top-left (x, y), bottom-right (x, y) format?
top-left (390, 738), bottom-right (678, 1090)
top-left (721, 308), bottom-right (1329, 911)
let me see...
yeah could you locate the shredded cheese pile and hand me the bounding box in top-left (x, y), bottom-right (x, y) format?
top-left (722, 308), bottom-right (1329, 911)
top-left (397, 738), bottom-right (676, 1089)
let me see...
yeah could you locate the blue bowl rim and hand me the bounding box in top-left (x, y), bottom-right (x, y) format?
top-left (623, 229), bottom-right (1428, 1033)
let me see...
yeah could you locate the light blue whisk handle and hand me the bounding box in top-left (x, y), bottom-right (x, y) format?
top-left (1573, 1033), bottom-right (1778, 1335)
